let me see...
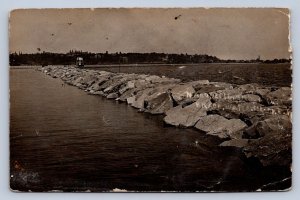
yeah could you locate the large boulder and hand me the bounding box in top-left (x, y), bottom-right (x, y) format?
top-left (209, 88), bottom-right (262, 102)
top-left (240, 94), bottom-right (262, 103)
top-left (254, 88), bottom-right (271, 97)
top-left (119, 79), bottom-right (153, 94)
top-left (145, 93), bottom-right (174, 114)
top-left (242, 112), bottom-right (290, 139)
top-left (130, 88), bottom-right (155, 109)
top-left (103, 74), bottom-right (137, 94)
top-left (194, 114), bottom-right (247, 139)
top-left (243, 115), bottom-right (292, 166)
top-left (72, 77), bottom-right (84, 87)
top-left (118, 88), bottom-right (139, 102)
top-left (146, 84), bottom-right (177, 99)
top-left (194, 85), bottom-right (225, 94)
top-left (263, 87), bottom-right (292, 106)
top-left (106, 92), bottom-right (119, 99)
top-left (238, 84), bottom-right (271, 97)
top-left (236, 84), bottom-right (260, 91)
top-left (145, 75), bottom-right (161, 82)
top-left (244, 115), bottom-right (292, 138)
top-left (219, 139), bottom-right (250, 148)
top-left (128, 79), bottom-right (151, 88)
top-left (98, 75), bottom-right (123, 90)
top-left (209, 101), bottom-right (268, 124)
top-left (131, 84), bottom-right (177, 109)
top-left (88, 76), bottom-right (110, 91)
top-left (163, 95), bottom-right (211, 127)
top-left (80, 72), bottom-right (98, 87)
top-left (171, 84), bottom-right (196, 103)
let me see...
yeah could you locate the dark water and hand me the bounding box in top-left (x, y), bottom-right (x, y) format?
top-left (10, 69), bottom-right (291, 192)
top-left (88, 63), bottom-right (292, 87)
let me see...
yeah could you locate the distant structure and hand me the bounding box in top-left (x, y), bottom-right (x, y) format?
top-left (76, 57), bottom-right (84, 68)
top-left (256, 55), bottom-right (262, 63)
top-left (119, 56), bottom-right (128, 64)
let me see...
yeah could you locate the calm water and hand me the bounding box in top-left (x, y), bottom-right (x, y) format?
top-left (88, 63), bottom-right (292, 87)
top-left (10, 68), bottom-right (291, 192)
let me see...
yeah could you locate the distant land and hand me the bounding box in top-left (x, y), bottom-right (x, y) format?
top-left (9, 50), bottom-right (291, 66)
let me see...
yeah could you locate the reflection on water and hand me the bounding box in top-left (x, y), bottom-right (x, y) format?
top-left (10, 68), bottom-right (291, 191)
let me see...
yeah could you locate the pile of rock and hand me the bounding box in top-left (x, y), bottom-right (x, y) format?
top-left (38, 65), bottom-right (292, 167)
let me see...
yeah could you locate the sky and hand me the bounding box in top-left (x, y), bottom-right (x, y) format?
top-left (9, 8), bottom-right (290, 60)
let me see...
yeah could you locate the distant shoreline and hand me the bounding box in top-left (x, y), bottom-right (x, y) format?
top-left (10, 62), bottom-right (291, 69)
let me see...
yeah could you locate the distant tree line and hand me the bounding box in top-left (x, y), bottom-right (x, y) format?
top-left (9, 50), bottom-right (291, 66)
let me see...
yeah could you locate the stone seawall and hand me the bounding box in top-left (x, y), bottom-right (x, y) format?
top-left (37, 65), bottom-right (292, 167)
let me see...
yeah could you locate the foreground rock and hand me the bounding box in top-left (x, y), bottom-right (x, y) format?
top-left (163, 94), bottom-right (212, 127)
top-left (145, 92), bottom-right (174, 114)
top-left (243, 115), bottom-right (292, 166)
top-left (195, 114), bottom-right (247, 139)
top-left (219, 139), bottom-right (249, 148)
top-left (171, 84), bottom-right (196, 103)
top-left (263, 87), bottom-right (292, 107)
top-left (38, 65), bottom-right (292, 168)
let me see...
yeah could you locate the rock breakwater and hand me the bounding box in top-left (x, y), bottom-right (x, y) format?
top-left (38, 65), bottom-right (292, 167)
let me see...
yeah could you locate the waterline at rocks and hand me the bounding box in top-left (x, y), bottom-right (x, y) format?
top-left (38, 65), bottom-right (292, 168)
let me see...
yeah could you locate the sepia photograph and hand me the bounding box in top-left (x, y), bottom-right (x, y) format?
top-left (9, 8), bottom-right (292, 192)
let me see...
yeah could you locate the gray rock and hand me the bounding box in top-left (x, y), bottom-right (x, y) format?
top-left (89, 91), bottom-right (104, 95)
top-left (127, 96), bottom-right (135, 105)
top-left (243, 124), bottom-right (259, 138)
top-left (219, 139), bottom-right (249, 148)
top-left (179, 98), bottom-right (198, 107)
top-left (255, 88), bottom-right (271, 96)
top-left (104, 74), bottom-right (137, 94)
top-left (243, 115), bottom-right (292, 166)
top-left (131, 88), bottom-right (154, 109)
top-left (98, 71), bottom-right (114, 76)
top-left (246, 88), bottom-right (271, 97)
top-left (98, 75), bottom-right (123, 90)
top-left (127, 79), bottom-right (150, 89)
top-left (146, 84), bottom-right (177, 99)
top-left (145, 75), bottom-right (161, 82)
top-left (107, 92), bottom-right (119, 99)
top-left (119, 88), bottom-right (139, 102)
top-left (119, 79), bottom-right (152, 94)
top-left (263, 87), bottom-right (292, 106)
top-left (194, 85), bottom-right (225, 94)
top-left (171, 84), bottom-right (196, 102)
top-left (240, 94), bottom-right (262, 102)
top-left (211, 101), bottom-right (264, 114)
top-left (189, 80), bottom-right (210, 85)
top-left (89, 76), bottom-right (111, 91)
top-left (207, 82), bottom-right (234, 89)
top-left (163, 95), bottom-right (212, 127)
top-left (145, 93), bottom-right (174, 114)
top-left (72, 77), bottom-right (84, 86)
top-left (210, 88), bottom-right (239, 100)
top-left (237, 83), bottom-right (261, 91)
top-left (131, 84), bottom-right (176, 109)
top-left (253, 115), bottom-right (291, 137)
top-left (81, 73), bottom-right (98, 87)
top-left (195, 114), bottom-right (247, 139)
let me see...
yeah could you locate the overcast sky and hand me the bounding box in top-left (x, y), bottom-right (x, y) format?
top-left (9, 8), bottom-right (290, 60)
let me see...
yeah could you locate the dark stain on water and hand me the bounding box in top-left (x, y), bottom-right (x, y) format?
top-left (10, 69), bottom-right (291, 192)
